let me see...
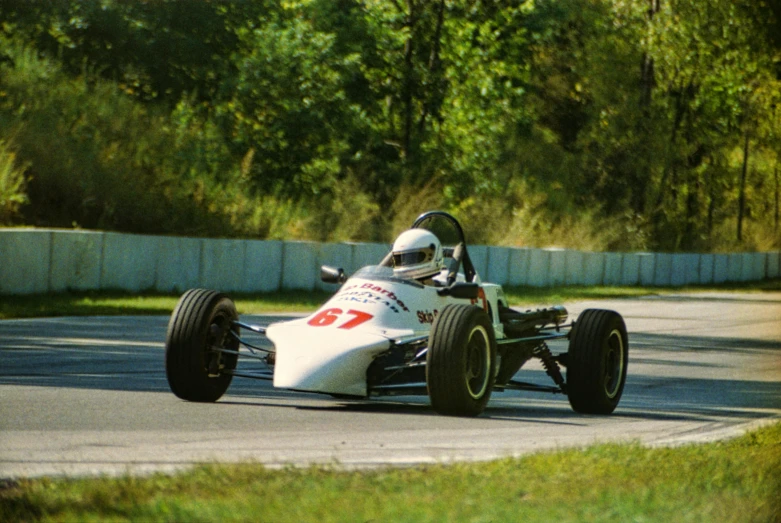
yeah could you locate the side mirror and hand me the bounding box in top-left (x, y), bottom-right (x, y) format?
top-left (320, 265), bottom-right (347, 284)
top-left (436, 282), bottom-right (479, 299)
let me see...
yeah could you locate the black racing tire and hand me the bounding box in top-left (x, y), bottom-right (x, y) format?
top-left (165, 288), bottom-right (240, 402)
top-left (427, 304), bottom-right (496, 417)
top-left (566, 309), bottom-right (628, 414)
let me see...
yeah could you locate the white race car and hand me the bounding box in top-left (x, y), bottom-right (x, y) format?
top-left (165, 211), bottom-right (628, 417)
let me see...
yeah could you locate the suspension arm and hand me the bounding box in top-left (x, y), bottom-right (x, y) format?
top-left (233, 320), bottom-right (267, 335)
top-left (497, 327), bottom-right (571, 345)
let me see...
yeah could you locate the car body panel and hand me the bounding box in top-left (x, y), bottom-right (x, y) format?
top-left (267, 266), bottom-right (483, 396)
top-left (268, 321), bottom-right (391, 396)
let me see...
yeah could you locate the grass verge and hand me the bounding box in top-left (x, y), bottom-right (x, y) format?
top-left (0, 280), bottom-right (779, 320)
top-left (1, 421), bottom-right (778, 522)
top-left (0, 290), bottom-right (333, 319)
top-left (502, 278), bottom-right (781, 306)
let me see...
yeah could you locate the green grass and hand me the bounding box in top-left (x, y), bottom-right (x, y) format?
top-left (1, 280), bottom-right (778, 320)
top-left (0, 290), bottom-right (333, 319)
top-left (503, 278), bottom-right (781, 305)
top-left (1, 421), bottom-right (778, 522)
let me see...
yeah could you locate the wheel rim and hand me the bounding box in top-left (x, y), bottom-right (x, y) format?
top-left (465, 325), bottom-right (491, 399)
top-left (603, 328), bottom-right (625, 399)
top-left (205, 313), bottom-right (233, 377)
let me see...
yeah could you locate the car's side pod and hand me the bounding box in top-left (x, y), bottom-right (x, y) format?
top-left (436, 282), bottom-right (479, 299)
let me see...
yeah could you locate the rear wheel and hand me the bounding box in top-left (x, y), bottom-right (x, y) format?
top-left (427, 304), bottom-right (496, 416)
top-left (165, 289), bottom-right (239, 402)
top-left (566, 309), bottom-right (628, 414)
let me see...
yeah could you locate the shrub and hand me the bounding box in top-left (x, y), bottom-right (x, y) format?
top-left (0, 139), bottom-right (28, 224)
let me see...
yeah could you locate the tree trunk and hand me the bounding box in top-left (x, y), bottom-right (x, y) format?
top-left (418, 0), bottom-right (445, 133)
top-left (706, 161), bottom-right (716, 237)
top-left (775, 160), bottom-right (779, 232)
top-left (640, 0), bottom-right (660, 110)
top-left (402, 0), bottom-right (417, 161)
top-left (737, 132), bottom-right (750, 242)
top-left (654, 79), bottom-right (688, 214)
top-left (636, 0), bottom-right (661, 215)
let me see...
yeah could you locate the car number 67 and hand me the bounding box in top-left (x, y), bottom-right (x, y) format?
top-left (307, 308), bottom-right (374, 330)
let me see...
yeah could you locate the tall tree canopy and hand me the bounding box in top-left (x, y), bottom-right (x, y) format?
top-left (1, 0), bottom-right (779, 249)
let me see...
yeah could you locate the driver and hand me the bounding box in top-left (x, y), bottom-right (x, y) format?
top-left (391, 229), bottom-right (446, 285)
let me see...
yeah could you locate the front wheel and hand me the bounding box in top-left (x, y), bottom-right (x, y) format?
top-left (165, 289), bottom-right (239, 402)
top-left (427, 304), bottom-right (496, 417)
top-left (566, 309), bottom-right (628, 414)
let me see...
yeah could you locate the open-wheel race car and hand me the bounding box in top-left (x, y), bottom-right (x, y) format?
top-left (165, 211), bottom-right (628, 417)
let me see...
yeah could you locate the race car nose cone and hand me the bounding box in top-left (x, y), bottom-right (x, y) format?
top-left (267, 320), bottom-right (390, 397)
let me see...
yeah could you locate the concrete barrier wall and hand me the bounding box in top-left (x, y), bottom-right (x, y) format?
top-left (0, 228), bottom-right (778, 295)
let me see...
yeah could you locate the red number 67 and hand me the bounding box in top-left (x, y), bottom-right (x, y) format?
top-left (307, 308), bottom-right (373, 330)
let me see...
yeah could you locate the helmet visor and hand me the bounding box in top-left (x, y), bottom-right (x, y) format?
top-left (392, 246), bottom-right (434, 267)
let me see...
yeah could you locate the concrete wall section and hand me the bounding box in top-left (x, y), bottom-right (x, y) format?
top-left (201, 239), bottom-right (246, 292)
top-left (699, 254), bottom-right (714, 285)
top-left (50, 230), bottom-right (103, 292)
top-left (603, 253), bottom-right (622, 286)
top-left (156, 236), bottom-right (202, 293)
top-left (281, 241), bottom-right (318, 290)
top-left (669, 255), bottom-right (686, 286)
top-left (671, 254), bottom-right (700, 286)
top-left (243, 240), bottom-right (283, 293)
top-left (768, 252), bottom-right (780, 279)
top-left (737, 253), bottom-right (751, 282)
top-left (621, 253), bottom-right (641, 286)
top-left (749, 253), bottom-right (767, 281)
top-left (653, 253), bottom-right (673, 286)
top-left (638, 253), bottom-right (655, 286)
top-left (583, 252), bottom-right (605, 286)
top-left (685, 254), bottom-right (701, 284)
top-left (0, 229), bottom-right (52, 294)
top-left (507, 248), bottom-right (530, 286)
top-left (565, 250), bottom-right (585, 286)
top-left (100, 232), bottom-right (159, 291)
top-left (486, 247), bottom-right (510, 286)
top-left (1, 229), bottom-right (779, 294)
top-left (712, 254), bottom-right (729, 284)
top-left (527, 249), bottom-right (551, 287)
top-left (727, 254), bottom-right (743, 282)
top-left (548, 249), bottom-right (567, 287)
top-left (740, 253), bottom-right (757, 282)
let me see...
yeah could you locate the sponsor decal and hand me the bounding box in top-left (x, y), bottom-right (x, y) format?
top-left (332, 282), bottom-right (410, 313)
top-left (416, 309), bottom-right (439, 324)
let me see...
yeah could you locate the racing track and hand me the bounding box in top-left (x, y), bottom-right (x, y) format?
top-left (1, 292), bottom-right (780, 479)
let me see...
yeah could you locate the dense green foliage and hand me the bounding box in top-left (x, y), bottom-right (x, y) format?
top-left (1, 0), bottom-right (779, 250)
top-left (2, 422), bottom-right (779, 521)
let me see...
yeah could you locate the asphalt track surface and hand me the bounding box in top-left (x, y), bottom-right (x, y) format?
top-left (1, 292), bottom-right (780, 479)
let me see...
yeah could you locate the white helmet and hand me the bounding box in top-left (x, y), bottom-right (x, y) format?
top-left (391, 229), bottom-right (444, 280)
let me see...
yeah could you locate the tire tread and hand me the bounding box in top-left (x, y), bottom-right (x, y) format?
top-left (566, 309), bottom-right (628, 414)
top-left (165, 289), bottom-right (238, 402)
top-left (427, 304), bottom-right (495, 416)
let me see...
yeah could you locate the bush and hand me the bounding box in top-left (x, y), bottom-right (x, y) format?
top-left (0, 38), bottom-right (241, 236)
top-left (0, 139), bottom-right (28, 224)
